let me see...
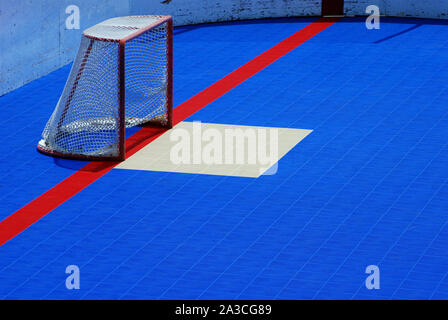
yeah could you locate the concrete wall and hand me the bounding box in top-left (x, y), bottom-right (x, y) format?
top-left (0, 0), bottom-right (129, 96)
top-left (345, 0), bottom-right (448, 19)
top-left (130, 0), bottom-right (320, 26)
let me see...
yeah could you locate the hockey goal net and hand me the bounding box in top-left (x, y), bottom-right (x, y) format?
top-left (38, 15), bottom-right (173, 161)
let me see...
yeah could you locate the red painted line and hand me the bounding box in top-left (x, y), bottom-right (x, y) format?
top-left (0, 17), bottom-right (338, 247)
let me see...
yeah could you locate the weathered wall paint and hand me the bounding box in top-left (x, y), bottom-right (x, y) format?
top-left (0, 0), bottom-right (130, 96)
top-left (130, 0), bottom-right (321, 26)
top-left (345, 0), bottom-right (448, 19)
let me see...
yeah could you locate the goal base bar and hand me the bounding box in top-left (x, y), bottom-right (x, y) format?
top-left (37, 122), bottom-right (172, 162)
top-left (37, 143), bottom-right (124, 162)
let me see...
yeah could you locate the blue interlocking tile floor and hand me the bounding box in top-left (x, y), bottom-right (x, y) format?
top-left (0, 17), bottom-right (448, 299)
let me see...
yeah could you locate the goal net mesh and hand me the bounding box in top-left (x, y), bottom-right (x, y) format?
top-left (38, 16), bottom-right (170, 159)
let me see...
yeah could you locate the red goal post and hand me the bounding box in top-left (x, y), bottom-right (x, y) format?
top-left (37, 15), bottom-right (173, 161)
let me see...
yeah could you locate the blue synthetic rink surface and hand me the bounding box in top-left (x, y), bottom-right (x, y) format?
top-left (1, 17), bottom-right (448, 299)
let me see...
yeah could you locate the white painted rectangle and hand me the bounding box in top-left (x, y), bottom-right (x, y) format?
top-left (116, 122), bottom-right (312, 178)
